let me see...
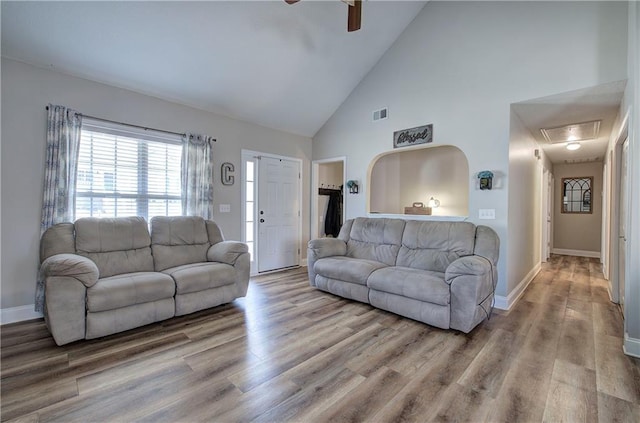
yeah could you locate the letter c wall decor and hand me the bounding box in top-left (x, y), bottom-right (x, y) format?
top-left (221, 162), bottom-right (235, 185)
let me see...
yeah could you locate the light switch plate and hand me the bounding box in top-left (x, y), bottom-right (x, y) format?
top-left (219, 204), bottom-right (231, 213)
top-left (478, 209), bottom-right (495, 219)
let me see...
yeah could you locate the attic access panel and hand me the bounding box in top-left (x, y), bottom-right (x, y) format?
top-left (541, 120), bottom-right (601, 144)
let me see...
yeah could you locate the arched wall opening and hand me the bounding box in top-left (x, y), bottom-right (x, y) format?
top-left (368, 145), bottom-right (469, 217)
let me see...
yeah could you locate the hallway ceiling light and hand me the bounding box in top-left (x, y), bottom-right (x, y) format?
top-left (540, 120), bottom-right (601, 144)
top-left (566, 142), bottom-right (581, 151)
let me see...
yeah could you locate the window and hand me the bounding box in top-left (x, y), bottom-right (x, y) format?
top-left (244, 159), bottom-right (256, 262)
top-left (76, 120), bottom-right (183, 221)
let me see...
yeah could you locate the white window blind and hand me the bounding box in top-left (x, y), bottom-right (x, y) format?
top-left (76, 119), bottom-right (183, 221)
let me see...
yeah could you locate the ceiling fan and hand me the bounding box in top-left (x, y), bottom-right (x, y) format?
top-left (285, 0), bottom-right (362, 32)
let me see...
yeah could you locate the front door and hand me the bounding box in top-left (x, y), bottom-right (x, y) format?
top-left (257, 156), bottom-right (301, 272)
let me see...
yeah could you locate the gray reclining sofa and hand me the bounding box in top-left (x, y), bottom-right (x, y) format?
top-left (307, 217), bottom-right (499, 333)
top-left (40, 215), bottom-right (249, 345)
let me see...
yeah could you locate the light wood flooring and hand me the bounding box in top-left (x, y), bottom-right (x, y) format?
top-left (1, 255), bottom-right (639, 422)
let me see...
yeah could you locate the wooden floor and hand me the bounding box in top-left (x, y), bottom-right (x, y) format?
top-left (1, 255), bottom-right (639, 422)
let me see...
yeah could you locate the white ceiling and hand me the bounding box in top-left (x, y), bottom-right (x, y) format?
top-left (512, 80), bottom-right (626, 164)
top-left (1, 1), bottom-right (426, 137)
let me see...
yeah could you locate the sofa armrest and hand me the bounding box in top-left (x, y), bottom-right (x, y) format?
top-left (39, 253), bottom-right (97, 346)
top-left (41, 253), bottom-right (99, 288)
top-left (308, 238), bottom-right (347, 259)
top-left (445, 255), bottom-right (495, 333)
top-left (207, 241), bottom-right (249, 265)
top-left (307, 238), bottom-right (347, 287)
top-left (207, 242), bottom-right (250, 297)
top-left (44, 277), bottom-right (87, 345)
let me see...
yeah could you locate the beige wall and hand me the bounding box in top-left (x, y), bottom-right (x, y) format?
top-left (317, 161), bottom-right (344, 236)
top-left (1, 58), bottom-right (312, 310)
top-left (369, 145), bottom-right (468, 216)
top-left (553, 161), bottom-right (603, 253)
top-left (370, 153), bottom-right (401, 214)
top-left (318, 162), bottom-right (343, 188)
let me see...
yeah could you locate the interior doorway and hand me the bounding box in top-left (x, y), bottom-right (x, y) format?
top-left (311, 158), bottom-right (346, 240)
top-left (541, 168), bottom-right (553, 262)
top-left (616, 137), bottom-right (629, 311)
top-left (608, 115), bottom-right (629, 307)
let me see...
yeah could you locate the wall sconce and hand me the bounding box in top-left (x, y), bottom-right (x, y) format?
top-left (346, 180), bottom-right (359, 194)
top-left (478, 170), bottom-right (494, 190)
top-left (427, 197), bottom-right (440, 208)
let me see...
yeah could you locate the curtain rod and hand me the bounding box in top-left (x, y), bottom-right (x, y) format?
top-left (45, 106), bottom-right (216, 141)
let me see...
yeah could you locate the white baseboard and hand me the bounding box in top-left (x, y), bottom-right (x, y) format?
top-left (494, 263), bottom-right (541, 311)
top-left (1, 304), bottom-right (43, 325)
top-left (624, 333), bottom-right (640, 358)
top-left (551, 248), bottom-right (600, 258)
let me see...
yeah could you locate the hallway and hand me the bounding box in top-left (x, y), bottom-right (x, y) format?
top-left (485, 254), bottom-right (640, 421)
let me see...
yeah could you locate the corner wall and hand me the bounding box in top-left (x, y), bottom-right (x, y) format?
top-left (506, 111), bottom-right (548, 307)
top-left (312, 1), bottom-right (628, 300)
top-left (0, 58), bottom-right (312, 312)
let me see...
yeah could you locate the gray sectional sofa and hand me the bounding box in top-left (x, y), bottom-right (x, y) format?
top-left (307, 217), bottom-right (499, 333)
top-left (39, 216), bottom-right (249, 345)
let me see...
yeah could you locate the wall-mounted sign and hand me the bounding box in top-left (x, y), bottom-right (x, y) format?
top-left (393, 124), bottom-right (433, 148)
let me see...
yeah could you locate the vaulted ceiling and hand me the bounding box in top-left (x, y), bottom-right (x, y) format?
top-left (1, 1), bottom-right (427, 137)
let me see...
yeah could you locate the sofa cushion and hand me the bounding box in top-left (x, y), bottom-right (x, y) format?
top-left (346, 217), bottom-right (405, 265)
top-left (396, 221), bottom-right (476, 273)
top-left (87, 271), bottom-right (175, 312)
top-left (75, 217), bottom-right (154, 277)
top-left (164, 262), bottom-right (236, 295)
top-left (367, 266), bottom-right (449, 305)
top-left (151, 216), bottom-right (211, 271)
top-left (315, 275), bottom-right (370, 304)
top-left (314, 256), bottom-right (387, 286)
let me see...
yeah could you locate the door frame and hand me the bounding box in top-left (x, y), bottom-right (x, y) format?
top-left (311, 157), bottom-right (347, 240)
top-left (608, 114), bottom-right (629, 304)
top-left (541, 167), bottom-right (553, 263)
top-left (602, 157), bottom-right (610, 277)
top-left (241, 149), bottom-right (303, 275)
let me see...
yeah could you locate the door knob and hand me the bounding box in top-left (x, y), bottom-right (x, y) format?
top-left (260, 219), bottom-right (265, 223)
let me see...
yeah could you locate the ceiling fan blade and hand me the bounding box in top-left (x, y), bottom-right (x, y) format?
top-left (284, 0), bottom-right (300, 4)
top-left (347, 0), bottom-right (361, 32)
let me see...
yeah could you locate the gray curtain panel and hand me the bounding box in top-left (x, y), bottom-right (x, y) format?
top-left (36, 104), bottom-right (83, 312)
top-left (181, 133), bottom-right (214, 220)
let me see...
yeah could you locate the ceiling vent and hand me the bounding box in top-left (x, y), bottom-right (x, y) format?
top-left (373, 107), bottom-right (388, 121)
top-left (540, 120), bottom-right (601, 144)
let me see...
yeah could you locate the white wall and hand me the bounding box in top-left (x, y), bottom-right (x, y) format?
top-left (312, 1), bottom-right (628, 298)
top-left (1, 58), bottom-right (312, 310)
top-left (507, 111), bottom-right (546, 297)
top-left (552, 161), bottom-right (604, 253)
top-left (623, 0), bottom-right (640, 355)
